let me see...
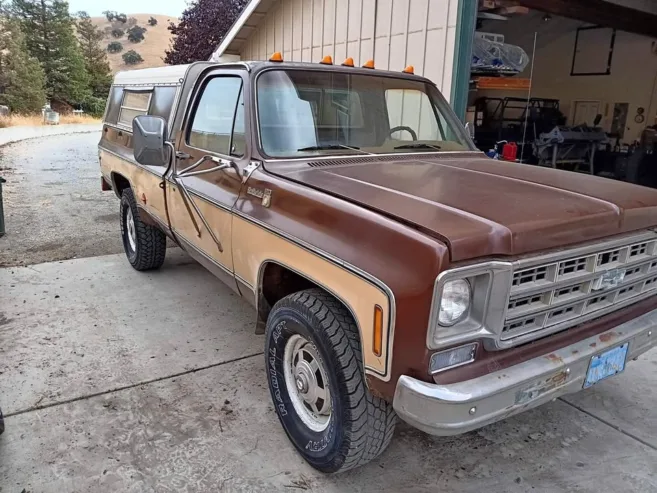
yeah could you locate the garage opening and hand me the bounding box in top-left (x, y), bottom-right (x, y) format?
top-left (467, 0), bottom-right (657, 187)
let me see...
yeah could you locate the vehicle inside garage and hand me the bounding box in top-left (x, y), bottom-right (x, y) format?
top-left (468, 0), bottom-right (657, 187)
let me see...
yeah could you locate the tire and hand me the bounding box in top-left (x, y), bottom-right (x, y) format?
top-left (120, 188), bottom-right (166, 271)
top-left (265, 288), bottom-right (396, 473)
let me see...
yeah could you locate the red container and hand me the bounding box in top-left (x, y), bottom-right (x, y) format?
top-left (502, 142), bottom-right (518, 162)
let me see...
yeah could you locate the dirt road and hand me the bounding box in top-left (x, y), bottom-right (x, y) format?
top-left (0, 132), bottom-right (122, 266)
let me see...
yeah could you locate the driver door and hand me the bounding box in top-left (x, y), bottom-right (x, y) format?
top-left (166, 70), bottom-right (248, 289)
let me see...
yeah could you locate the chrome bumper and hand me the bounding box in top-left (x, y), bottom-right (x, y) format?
top-left (393, 308), bottom-right (657, 436)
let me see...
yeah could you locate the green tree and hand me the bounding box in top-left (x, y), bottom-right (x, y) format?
top-left (111, 28), bottom-right (124, 38)
top-left (0, 16), bottom-right (46, 112)
top-left (11, 0), bottom-right (90, 105)
top-left (122, 49), bottom-right (142, 65)
top-left (76, 11), bottom-right (111, 98)
top-left (107, 41), bottom-right (122, 53)
top-left (147, 16), bottom-right (157, 26)
top-left (127, 25), bottom-right (145, 43)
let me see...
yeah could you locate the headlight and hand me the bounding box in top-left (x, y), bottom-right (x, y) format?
top-left (438, 279), bottom-right (471, 326)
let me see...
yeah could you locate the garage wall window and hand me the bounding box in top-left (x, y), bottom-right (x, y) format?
top-left (118, 90), bottom-right (152, 127)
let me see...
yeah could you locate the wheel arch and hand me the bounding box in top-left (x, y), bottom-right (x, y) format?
top-left (256, 260), bottom-right (366, 360)
top-left (110, 171), bottom-right (132, 199)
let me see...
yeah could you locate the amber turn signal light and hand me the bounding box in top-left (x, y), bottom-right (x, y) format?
top-left (320, 55), bottom-right (333, 65)
top-left (373, 305), bottom-right (384, 357)
top-left (342, 57), bottom-right (355, 67)
top-left (403, 65), bottom-right (415, 74)
top-left (362, 59), bottom-right (375, 69)
top-left (269, 52), bottom-right (283, 62)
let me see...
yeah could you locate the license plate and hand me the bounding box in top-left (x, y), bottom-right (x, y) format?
top-left (584, 343), bottom-right (629, 388)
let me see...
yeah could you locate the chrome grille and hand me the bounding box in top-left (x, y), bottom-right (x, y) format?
top-left (503, 233), bottom-right (657, 343)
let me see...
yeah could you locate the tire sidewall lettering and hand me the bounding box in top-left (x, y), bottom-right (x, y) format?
top-left (265, 309), bottom-right (343, 465)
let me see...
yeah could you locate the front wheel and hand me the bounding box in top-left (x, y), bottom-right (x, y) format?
top-left (120, 188), bottom-right (166, 271)
top-left (265, 289), bottom-right (396, 473)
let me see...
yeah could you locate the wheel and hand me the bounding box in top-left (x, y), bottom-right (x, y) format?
top-left (120, 188), bottom-right (166, 271)
top-left (265, 288), bottom-right (396, 473)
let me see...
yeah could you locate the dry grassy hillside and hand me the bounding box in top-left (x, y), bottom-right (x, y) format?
top-left (91, 14), bottom-right (177, 73)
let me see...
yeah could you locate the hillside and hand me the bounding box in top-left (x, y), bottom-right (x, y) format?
top-left (91, 14), bottom-right (177, 73)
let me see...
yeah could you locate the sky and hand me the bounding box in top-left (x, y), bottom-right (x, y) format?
top-left (66, 0), bottom-right (189, 17)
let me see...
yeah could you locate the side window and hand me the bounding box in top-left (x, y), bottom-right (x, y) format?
top-left (188, 76), bottom-right (244, 157)
top-left (149, 86), bottom-right (178, 120)
top-left (105, 86), bottom-right (124, 124)
top-left (118, 90), bottom-right (152, 127)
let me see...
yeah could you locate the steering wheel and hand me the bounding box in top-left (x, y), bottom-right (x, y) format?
top-left (389, 126), bottom-right (418, 141)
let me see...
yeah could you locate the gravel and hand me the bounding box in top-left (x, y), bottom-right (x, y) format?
top-left (0, 132), bottom-right (124, 266)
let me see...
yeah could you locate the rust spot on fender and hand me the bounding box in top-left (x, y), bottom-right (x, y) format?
top-left (590, 342), bottom-right (597, 348)
top-left (599, 332), bottom-right (616, 343)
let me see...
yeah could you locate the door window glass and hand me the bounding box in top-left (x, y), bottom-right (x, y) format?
top-left (188, 77), bottom-right (244, 156)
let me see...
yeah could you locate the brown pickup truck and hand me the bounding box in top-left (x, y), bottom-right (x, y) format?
top-left (99, 55), bottom-right (657, 473)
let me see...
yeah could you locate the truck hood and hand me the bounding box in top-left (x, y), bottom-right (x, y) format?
top-left (278, 153), bottom-right (657, 261)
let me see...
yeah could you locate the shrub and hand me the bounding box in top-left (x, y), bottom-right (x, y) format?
top-left (122, 50), bottom-right (143, 65)
top-left (103, 10), bottom-right (116, 22)
top-left (107, 41), bottom-right (123, 53)
top-left (115, 13), bottom-right (127, 24)
top-left (111, 28), bottom-right (124, 38)
top-left (148, 16), bottom-right (158, 26)
top-left (81, 95), bottom-right (107, 118)
top-left (127, 25), bottom-right (146, 43)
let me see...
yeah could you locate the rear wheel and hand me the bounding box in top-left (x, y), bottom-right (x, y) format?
top-left (120, 188), bottom-right (166, 271)
top-left (265, 289), bottom-right (396, 473)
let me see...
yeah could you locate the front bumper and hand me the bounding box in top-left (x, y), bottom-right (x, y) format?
top-left (393, 308), bottom-right (657, 436)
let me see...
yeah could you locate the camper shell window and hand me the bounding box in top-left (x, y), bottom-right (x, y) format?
top-left (118, 89), bottom-right (152, 128)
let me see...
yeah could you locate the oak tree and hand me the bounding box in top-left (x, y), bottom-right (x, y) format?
top-left (165, 0), bottom-right (248, 65)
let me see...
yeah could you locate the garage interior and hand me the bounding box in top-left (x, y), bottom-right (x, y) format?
top-left (468, 0), bottom-right (657, 187)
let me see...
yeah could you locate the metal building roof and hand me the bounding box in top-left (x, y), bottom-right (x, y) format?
top-left (113, 65), bottom-right (191, 86)
top-left (211, 0), bottom-right (277, 60)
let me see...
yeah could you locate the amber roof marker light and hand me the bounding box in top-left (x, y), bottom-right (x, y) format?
top-left (320, 55), bottom-right (333, 65)
top-left (269, 52), bottom-right (283, 62)
top-left (403, 65), bottom-right (415, 74)
top-left (362, 59), bottom-right (375, 69)
top-left (342, 57), bottom-right (355, 67)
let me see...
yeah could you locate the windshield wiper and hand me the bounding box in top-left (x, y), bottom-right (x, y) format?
top-left (394, 143), bottom-right (442, 151)
top-left (297, 144), bottom-right (373, 155)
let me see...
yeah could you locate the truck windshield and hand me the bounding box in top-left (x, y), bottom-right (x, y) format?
top-left (256, 69), bottom-right (474, 159)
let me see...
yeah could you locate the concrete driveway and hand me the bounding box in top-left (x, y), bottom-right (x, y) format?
top-left (1, 130), bottom-right (656, 492)
top-left (1, 251), bottom-right (657, 492)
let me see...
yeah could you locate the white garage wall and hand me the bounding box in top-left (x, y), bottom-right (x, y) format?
top-left (239, 0), bottom-right (460, 99)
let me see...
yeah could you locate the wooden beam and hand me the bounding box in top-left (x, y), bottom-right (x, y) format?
top-left (518, 0), bottom-right (657, 38)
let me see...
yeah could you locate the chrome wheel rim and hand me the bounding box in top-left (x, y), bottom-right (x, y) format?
top-left (283, 334), bottom-right (331, 432)
top-left (126, 206), bottom-right (137, 252)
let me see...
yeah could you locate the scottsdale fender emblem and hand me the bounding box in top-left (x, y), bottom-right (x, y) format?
top-left (247, 187), bottom-right (272, 208)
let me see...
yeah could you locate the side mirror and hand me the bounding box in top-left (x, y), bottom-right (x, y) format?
top-left (464, 121), bottom-right (475, 140)
top-left (133, 115), bottom-right (169, 167)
